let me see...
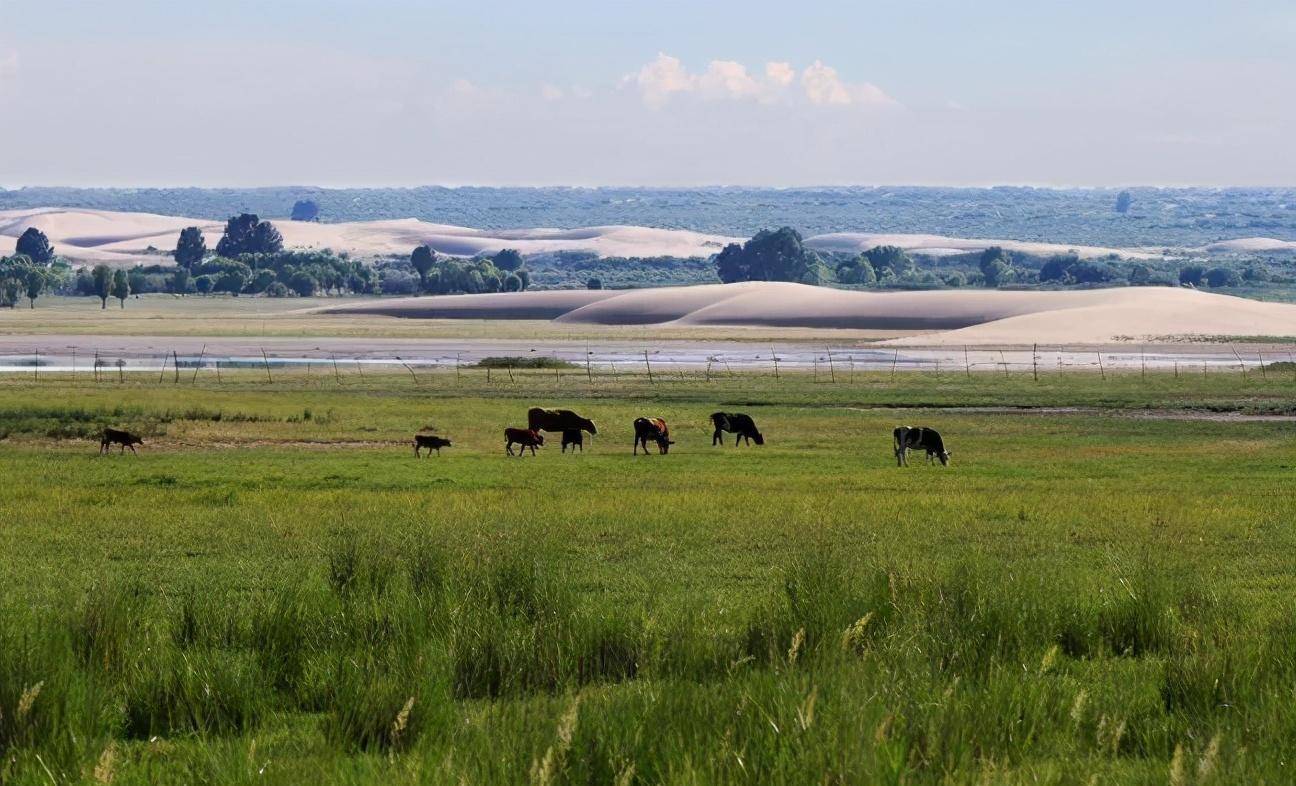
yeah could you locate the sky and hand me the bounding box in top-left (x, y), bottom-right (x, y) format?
top-left (0, 0), bottom-right (1292, 188)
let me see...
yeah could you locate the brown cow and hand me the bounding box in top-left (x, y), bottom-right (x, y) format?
top-left (101, 428), bottom-right (143, 455)
top-left (633, 417), bottom-right (674, 455)
top-left (505, 428), bottom-right (545, 457)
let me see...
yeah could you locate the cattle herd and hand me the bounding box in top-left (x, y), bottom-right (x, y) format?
top-left (95, 407), bottom-right (954, 466)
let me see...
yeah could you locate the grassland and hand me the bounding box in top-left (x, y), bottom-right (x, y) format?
top-left (0, 371), bottom-right (1294, 784)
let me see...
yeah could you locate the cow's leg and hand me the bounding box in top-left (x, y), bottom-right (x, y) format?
top-left (506, 442), bottom-right (514, 456)
top-left (129, 444), bottom-right (137, 455)
top-left (713, 430), bottom-right (721, 446)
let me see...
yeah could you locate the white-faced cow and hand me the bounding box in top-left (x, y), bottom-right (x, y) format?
top-left (893, 426), bottom-right (951, 466)
top-left (710, 412), bottom-right (764, 447)
top-left (632, 417), bottom-right (674, 455)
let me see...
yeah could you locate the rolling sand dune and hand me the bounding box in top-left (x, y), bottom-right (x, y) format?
top-left (320, 282), bottom-right (1296, 344)
top-left (1197, 238), bottom-right (1296, 254)
top-left (805, 232), bottom-right (1155, 260)
top-left (0, 208), bottom-right (738, 265)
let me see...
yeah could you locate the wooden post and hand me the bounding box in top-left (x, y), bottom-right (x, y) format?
top-left (33, 348), bottom-right (38, 381)
top-left (158, 352), bottom-right (168, 383)
top-left (585, 346), bottom-right (593, 384)
top-left (1097, 351), bottom-right (1106, 381)
top-left (118, 360), bottom-right (124, 383)
top-left (93, 350), bottom-right (100, 383)
top-left (260, 348), bottom-right (273, 383)
top-left (644, 350), bottom-right (654, 384)
top-left (1174, 361), bottom-right (1179, 380)
top-left (215, 360), bottom-right (222, 383)
top-left (1140, 346), bottom-right (1146, 380)
top-left (356, 360), bottom-right (365, 380)
top-left (963, 346), bottom-right (971, 379)
top-left (506, 364), bottom-right (514, 384)
top-left (173, 350), bottom-right (180, 384)
top-left (71, 347), bottom-right (76, 379)
top-left (1258, 351), bottom-right (1267, 381)
top-left (1032, 343), bottom-right (1038, 382)
top-left (399, 358), bottom-right (418, 384)
top-left (771, 347), bottom-right (779, 380)
top-left (455, 352), bottom-right (461, 386)
top-left (332, 354), bottom-right (341, 384)
top-left (998, 350), bottom-right (1009, 378)
top-left (825, 347), bottom-right (836, 383)
top-left (890, 349), bottom-right (899, 382)
top-left (1230, 345), bottom-right (1246, 380)
top-left (192, 344), bottom-right (206, 384)
top-left (705, 358), bottom-right (712, 382)
top-left (486, 366), bottom-right (491, 384)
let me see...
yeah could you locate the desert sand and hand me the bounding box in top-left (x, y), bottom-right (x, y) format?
top-left (0, 208), bottom-right (738, 265)
top-left (320, 282), bottom-right (1296, 344)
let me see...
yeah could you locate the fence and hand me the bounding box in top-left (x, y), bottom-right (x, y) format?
top-left (0, 342), bottom-right (1292, 384)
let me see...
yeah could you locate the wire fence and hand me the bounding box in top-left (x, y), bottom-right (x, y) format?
top-left (1, 342), bottom-right (1293, 384)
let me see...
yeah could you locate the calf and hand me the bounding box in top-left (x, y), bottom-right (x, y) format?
top-left (893, 426), bottom-right (951, 466)
top-left (633, 417), bottom-right (674, 455)
top-left (101, 428), bottom-right (143, 455)
top-left (505, 427), bottom-right (545, 457)
top-left (413, 434), bottom-right (452, 457)
top-left (561, 429), bottom-right (584, 453)
top-left (710, 412), bottom-right (764, 447)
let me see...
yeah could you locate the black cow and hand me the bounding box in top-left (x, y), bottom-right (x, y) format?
top-left (710, 412), bottom-right (764, 446)
top-left (505, 428), bottom-right (545, 457)
top-left (528, 408), bottom-right (597, 438)
top-left (414, 434), bottom-right (452, 457)
top-left (893, 426), bottom-right (951, 466)
top-left (633, 417), bottom-right (674, 455)
top-left (101, 428), bottom-right (143, 455)
top-left (561, 429), bottom-right (584, 453)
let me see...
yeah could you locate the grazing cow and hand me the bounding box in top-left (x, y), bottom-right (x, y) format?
top-left (413, 434), bottom-right (452, 457)
top-left (893, 426), bottom-right (951, 466)
top-left (101, 428), bottom-right (143, 455)
top-left (561, 429), bottom-right (584, 453)
top-left (710, 412), bottom-right (764, 447)
top-left (527, 408), bottom-right (597, 438)
top-left (632, 417), bottom-right (674, 455)
top-left (505, 427), bottom-right (545, 457)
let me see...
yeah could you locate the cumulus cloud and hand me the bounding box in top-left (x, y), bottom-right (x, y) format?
top-left (625, 54), bottom-right (893, 108)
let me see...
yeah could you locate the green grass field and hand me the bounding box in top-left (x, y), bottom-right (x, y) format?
top-left (1, 372), bottom-right (1294, 784)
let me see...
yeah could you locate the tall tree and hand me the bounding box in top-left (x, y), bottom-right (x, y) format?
top-left (411, 245), bottom-right (437, 291)
top-left (16, 228), bottom-right (55, 265)
top-left (171, 267), bottom-right (192, 296)
top-left (217, 214), bottom-right (284, 257)
top-left (713, 227), bottom-right (820, 284)
top-left (92, 265), bottom-right (113, 309)
top-left (979, 247), bottom-right (1014, 287)
top-left (24, 268), bottom-right (44, 309)
top-left (863, 245), bottom-right (914, 277)
top-left (174, 227), bottom-right (207, 270)
top-left (493, 248), bottom-right (525, 272)
top-left (290, 199), bottom-right (320, 222)
top-left (111, 268), bottom-right (131, 308)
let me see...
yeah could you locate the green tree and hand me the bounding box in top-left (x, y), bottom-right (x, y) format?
top-left (411, 245), bottom-right (437, 291)
top-left (217, 214), bottom-right (283, 257)
top-left (1127, 263), bottom-right (1153, 285)
top-left (836, 255), bottom-right (877, 285)
top-left (288, 270), bottom-right (318, 297)
top-left (248, 269), bottom-right (277, 293)
top-left (979, 247), bottom-right (1014, 287)
top-left (215, 265), bottom-right (251, 296)
top-left (23, 268), bottom-right (44, 308)
top-left (502, 272), bottom-right (523, 291)
top-left (714, 227), bottom-right (820, 284)
top-left (1179, 265), bottom-right (1206, 287)
top-left (194, 275), bottom-right (215, 295)
top-left (92, 264), bottom-right (113, 309)
top-left (16, 228), bottom-right (55, 265)
top-left (111, 269), bottom-right (130, 308)
top-left (1205, 267), bottom-right (1242, 288)
top-left (171, 267), bottom-right (193, 295)
top-left (174, 227), bottom-right (206, 270)
top-left (1039, 254), bottom-right (1078, 283)
top-left (863, 246), bottom-right (913, 277)
top-left (587, 276), bottom-right (603, 290)
top-left (1, 276), bottom-right (19, 308)
top-left (290, 199), bottom-right (320, 222)
top-left (493, 248), bottom-right (525, 272)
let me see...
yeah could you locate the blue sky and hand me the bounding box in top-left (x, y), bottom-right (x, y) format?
top-left (1, 0), bottom-right (1292, 186)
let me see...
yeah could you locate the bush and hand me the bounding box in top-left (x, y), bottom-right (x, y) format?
top-left (1206, 267), bottom-right (1242, 288)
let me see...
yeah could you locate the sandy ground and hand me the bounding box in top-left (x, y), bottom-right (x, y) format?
top-left (319, 282), bottom-right (1296, 344)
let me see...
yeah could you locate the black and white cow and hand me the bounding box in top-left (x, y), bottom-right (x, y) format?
top-left (893, 426), bottom-right (950, 466)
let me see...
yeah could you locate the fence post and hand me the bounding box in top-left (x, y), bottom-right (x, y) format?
top-left (1032, 343), bottom-right (1038, 382)
top-left (963, 346), bottom-right (971, 379)
top-left (71, 347), bottom-right (76, 379)
top-left (94, 350), bottom-right (100, 383)
top-left (33, 348), bottom-right (38, 381)
top-left (192, 344), bottom-right (206, 384)
top-left (1230, 345), bottom-right (1246, 381)
top-left (158, 352), bottom-right (168, 383)
top-left (332, 354), bottom-right (342, 384)
top-left (998, 350), bottom-right (1009, 378)
top-left (455, 352), bottom-right (461, 386)
top-left (585, 346), bottom-right (593, 384)
top-left (1258, 351), bottom-right (1267, 381)
top-left (260, 348), bottom-right (273, 383)
top-left (173, 350), bottom-right (180, 384)
top-left (890, 349), bottom-right (899, 382)
top-left (644, 351), bottom-right (654, 384)
top-left (215, 360), bottom-right (222, 383)
top-left (1140, 346), bottom-right (1146, 380)
top-left (1097, 352), bottom-right (1106, 381)
top-left (771, 347), bottom-right (779, 380)
top-left (826, 347), bottom-right (836, 383)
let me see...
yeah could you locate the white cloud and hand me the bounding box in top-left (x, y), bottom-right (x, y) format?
top-left (801, 60), bottom-right (893, 107)
top-left (625, 54), bottom-right (893, 109)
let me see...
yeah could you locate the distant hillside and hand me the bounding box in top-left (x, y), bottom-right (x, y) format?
top-left (2, 186), bottom-right (1294, 248)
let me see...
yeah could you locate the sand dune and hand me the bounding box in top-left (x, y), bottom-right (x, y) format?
top-left (1197, 238), bottom-right (1296, 254)
top-left (0, 208), bottom-right (737, 265)
top-left (805, 232), bottom-right (1155, 260)
top-left (319, 282), bottom-right (1296, 344)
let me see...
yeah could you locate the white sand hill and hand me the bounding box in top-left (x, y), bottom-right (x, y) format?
top-left (319, 282), bottom-right (1296, 344)
top-left (0, 208), bottom-right (737, 265)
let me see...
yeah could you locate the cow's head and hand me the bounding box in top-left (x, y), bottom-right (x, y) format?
top-left (658, 437), bottom-right (675, 454)
top-left (130, 435), bottom-right (144, 445)
top-left (533, 431), bottom-right (545, 445)
top-left (937, 450), bottom-right (950, 466)
top-left (752, 431), bottom-right (765, 446)
top-left (443, 438), bottom-right (453, 447)
top-left (581, 418), bottom-right (598, 435)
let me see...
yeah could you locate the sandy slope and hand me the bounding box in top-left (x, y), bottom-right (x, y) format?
top-left (1197, 238), bottom-right (1296, 254)
top-left (0, 208), bottom-right (737, 265)
top-left (319, 282), bottom-right (1296, 343)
